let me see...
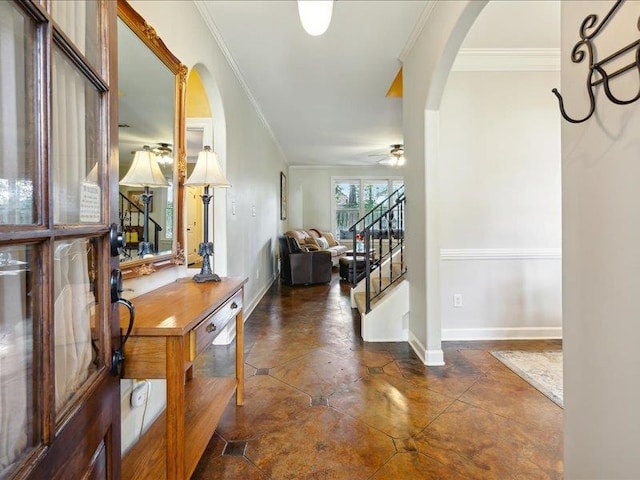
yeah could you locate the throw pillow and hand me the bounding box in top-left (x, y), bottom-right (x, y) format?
top-left (316, 236), bottom-right (329, 250)
top-left (288, 237), bottom-right (302, 253)
top-left (322, 232), bottom-right (338, 247)
top-left (305, 237), bottom-right (320, 247)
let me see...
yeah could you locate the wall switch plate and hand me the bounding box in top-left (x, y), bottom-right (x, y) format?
top-left (251, 205), bottom-right (256, 217)
top-left (453, 294), bottom-right (463, 308)
top-left (131, 381), bottom-right (149, 408)
top-left (232, 201), bottom-right (236, 215)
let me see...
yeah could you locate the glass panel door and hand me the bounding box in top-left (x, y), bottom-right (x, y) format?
top-left (0, 244), bottom-right (38, 477)
top-left (0, 0), bottom-right (120, 477)
top-left (334, 180), bottom-right (359, 239)
top-left (52, 45), bottom-right (102, 225)
top-left (53, 237), bottom-right (100, 418)
top-left (50, 1), bottom-right (100, 66)
top-left (363, 180), bottom-right (389, 222)
top-left (0, 2), bottom-right (38, 226)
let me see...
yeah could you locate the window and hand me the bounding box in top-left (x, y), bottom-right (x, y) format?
top-left (332, 177), bottom-right (403, 239)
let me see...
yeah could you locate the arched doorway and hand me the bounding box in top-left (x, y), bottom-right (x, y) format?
top-left (184, 64), bottom-right (228, 276)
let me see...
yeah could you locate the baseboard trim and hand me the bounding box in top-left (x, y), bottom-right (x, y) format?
top-left (442, 326), bottom-right (563, 341)
top-left (213, 274), bottom-right (278, 345)
top-left (408, 331), bottom-right (426, 363)
top-left (425, 349), bottom-right (445, 366)
top-left (364, 331), bottom-right (409, 343)
top-left (408, 332), bottom-right (445, 366)
top-left (246, 274), bottom-right (278, 319)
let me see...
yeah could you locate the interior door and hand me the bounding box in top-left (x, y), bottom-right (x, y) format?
top-left (185, 123), bottom-right (208, 266)
top-left (186, 188), bottom-right (203, 265)
top-left (0, 1), bottom-right (121, 479)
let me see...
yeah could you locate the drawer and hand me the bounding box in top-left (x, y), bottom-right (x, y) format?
top-left (189, 289), bottom-right (243, 360)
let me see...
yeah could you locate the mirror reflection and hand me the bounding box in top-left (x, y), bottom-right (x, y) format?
top-left (117, 6), bottom-right (183, 267)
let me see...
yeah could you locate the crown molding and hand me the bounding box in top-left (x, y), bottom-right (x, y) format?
top-left (452, 48), bottom-right (560, 72)
top-left (193, 1), bottom-right (289, 164)
top-left (399, 1), bottom-right (437, 63)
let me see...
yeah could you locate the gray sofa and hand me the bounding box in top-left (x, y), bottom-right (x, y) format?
top-left (284, 228), bottom-right (348, 266)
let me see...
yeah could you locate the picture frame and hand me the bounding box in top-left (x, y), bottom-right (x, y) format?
top-left (280, 172), bottom-right (287, 220)
top-left (127, 190), bottom-right (153, 213)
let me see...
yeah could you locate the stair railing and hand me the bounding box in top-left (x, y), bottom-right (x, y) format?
top-left (348, 187), bottom-right (407, 313)
top-left (348, 185), bottom-right (404, 243)
top-left (119, 192), bottom-right (163, 258)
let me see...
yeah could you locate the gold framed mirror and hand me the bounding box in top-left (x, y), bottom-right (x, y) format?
top-left (117, 0), bottom-right (186, 277)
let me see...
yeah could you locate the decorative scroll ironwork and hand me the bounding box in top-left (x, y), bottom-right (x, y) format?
top-left (553, 0), bottom-right (640, 123)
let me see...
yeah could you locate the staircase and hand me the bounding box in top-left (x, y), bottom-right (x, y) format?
top-left (119, 192), bottom-right (163, 260)
top-left (348, 186), bottom-right (409, 341)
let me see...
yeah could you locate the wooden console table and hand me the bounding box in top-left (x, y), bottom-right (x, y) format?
top-left (120, 277), bottom-right (247, 480)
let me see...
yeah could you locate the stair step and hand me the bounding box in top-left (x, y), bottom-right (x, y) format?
top-left (367, 271), bottom-right (407, 293)
top-left (354, 277), bottom-right (405, 314)
top-left (369, 276), bottom-right (390, 294)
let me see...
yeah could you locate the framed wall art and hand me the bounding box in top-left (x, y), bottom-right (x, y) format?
top-left (280, 172), bottom-right (287, 220)
top-left (127, 190), bottom-right (153, 212)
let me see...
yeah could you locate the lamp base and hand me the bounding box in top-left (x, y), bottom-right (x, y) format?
top-left (192, 241), bottom-right (221, 282)
top-left (138, 241), bottom-right (154, 258)
top-left (192, 272), bottom-right (222, 283)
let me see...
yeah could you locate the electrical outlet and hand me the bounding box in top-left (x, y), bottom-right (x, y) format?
top-left (453, 294), bottom-right (463, 308)
top-left (131, 381), bottom-right (149, 408)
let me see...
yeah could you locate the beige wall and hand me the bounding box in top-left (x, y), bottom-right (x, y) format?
top-left (562, 1), bottom-right (640, 476)
top-left (405, 0), bottom-right (640, 474)
top-left (439, 69), bottom-right (562, 339)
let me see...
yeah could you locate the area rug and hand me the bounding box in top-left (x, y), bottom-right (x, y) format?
top-left (491, 350), bottom-right (563, 408)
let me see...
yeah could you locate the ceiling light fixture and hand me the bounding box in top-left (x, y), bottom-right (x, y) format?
top-left (378, 144), bottom-right (405, 168)
top-left (154, 143), bottom-right (173, 166)
top-left (297, 0), bottom-right (333, 36)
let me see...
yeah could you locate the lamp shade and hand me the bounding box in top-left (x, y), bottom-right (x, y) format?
top-left (298, 0), bottom-right (333, 36)
top-left (120, 145), bottom-right (169, 187)
top-left (185, 146), bottom-right (231, 187)
top-left (85, 163), bottom-right (98, 184)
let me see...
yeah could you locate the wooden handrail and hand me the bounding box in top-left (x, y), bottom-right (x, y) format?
top-left (119, 192), bottom-right (163, 256)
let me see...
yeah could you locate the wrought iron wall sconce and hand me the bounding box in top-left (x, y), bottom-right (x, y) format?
top-left (553, 0), bottom-right (640, 123)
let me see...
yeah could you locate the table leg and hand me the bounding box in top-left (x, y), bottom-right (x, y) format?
top-left (236, 310), bottom-right (244, 406)
top-left (166, 336), bottom-right (185, 479)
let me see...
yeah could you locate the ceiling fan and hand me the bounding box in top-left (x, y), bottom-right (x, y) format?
top-left (153, 142), bottom-right (173, 165)
top-left (370, 144), bottom-right (405, 167)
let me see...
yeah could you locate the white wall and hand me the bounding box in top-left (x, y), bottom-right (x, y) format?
top-left (403, 0), bottom-right (487, 364)
top-left (288, 165), bottom-right (401, 230)
top-left (562, 1), bottom-right (640, 477)
top-left (119, 0), bottom-right (288, 453)
top-left (439, 69), bottom-right (562, 339)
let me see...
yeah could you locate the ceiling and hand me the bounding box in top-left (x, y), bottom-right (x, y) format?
top-left (197, 0), bottom-right (560, 167)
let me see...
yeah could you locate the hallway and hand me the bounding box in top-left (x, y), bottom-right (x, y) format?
top-left (192, 274), bottom-right (563, 479)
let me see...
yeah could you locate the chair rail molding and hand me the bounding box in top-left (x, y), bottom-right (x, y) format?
top-left (440, 247), bottom-right (561, 261)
